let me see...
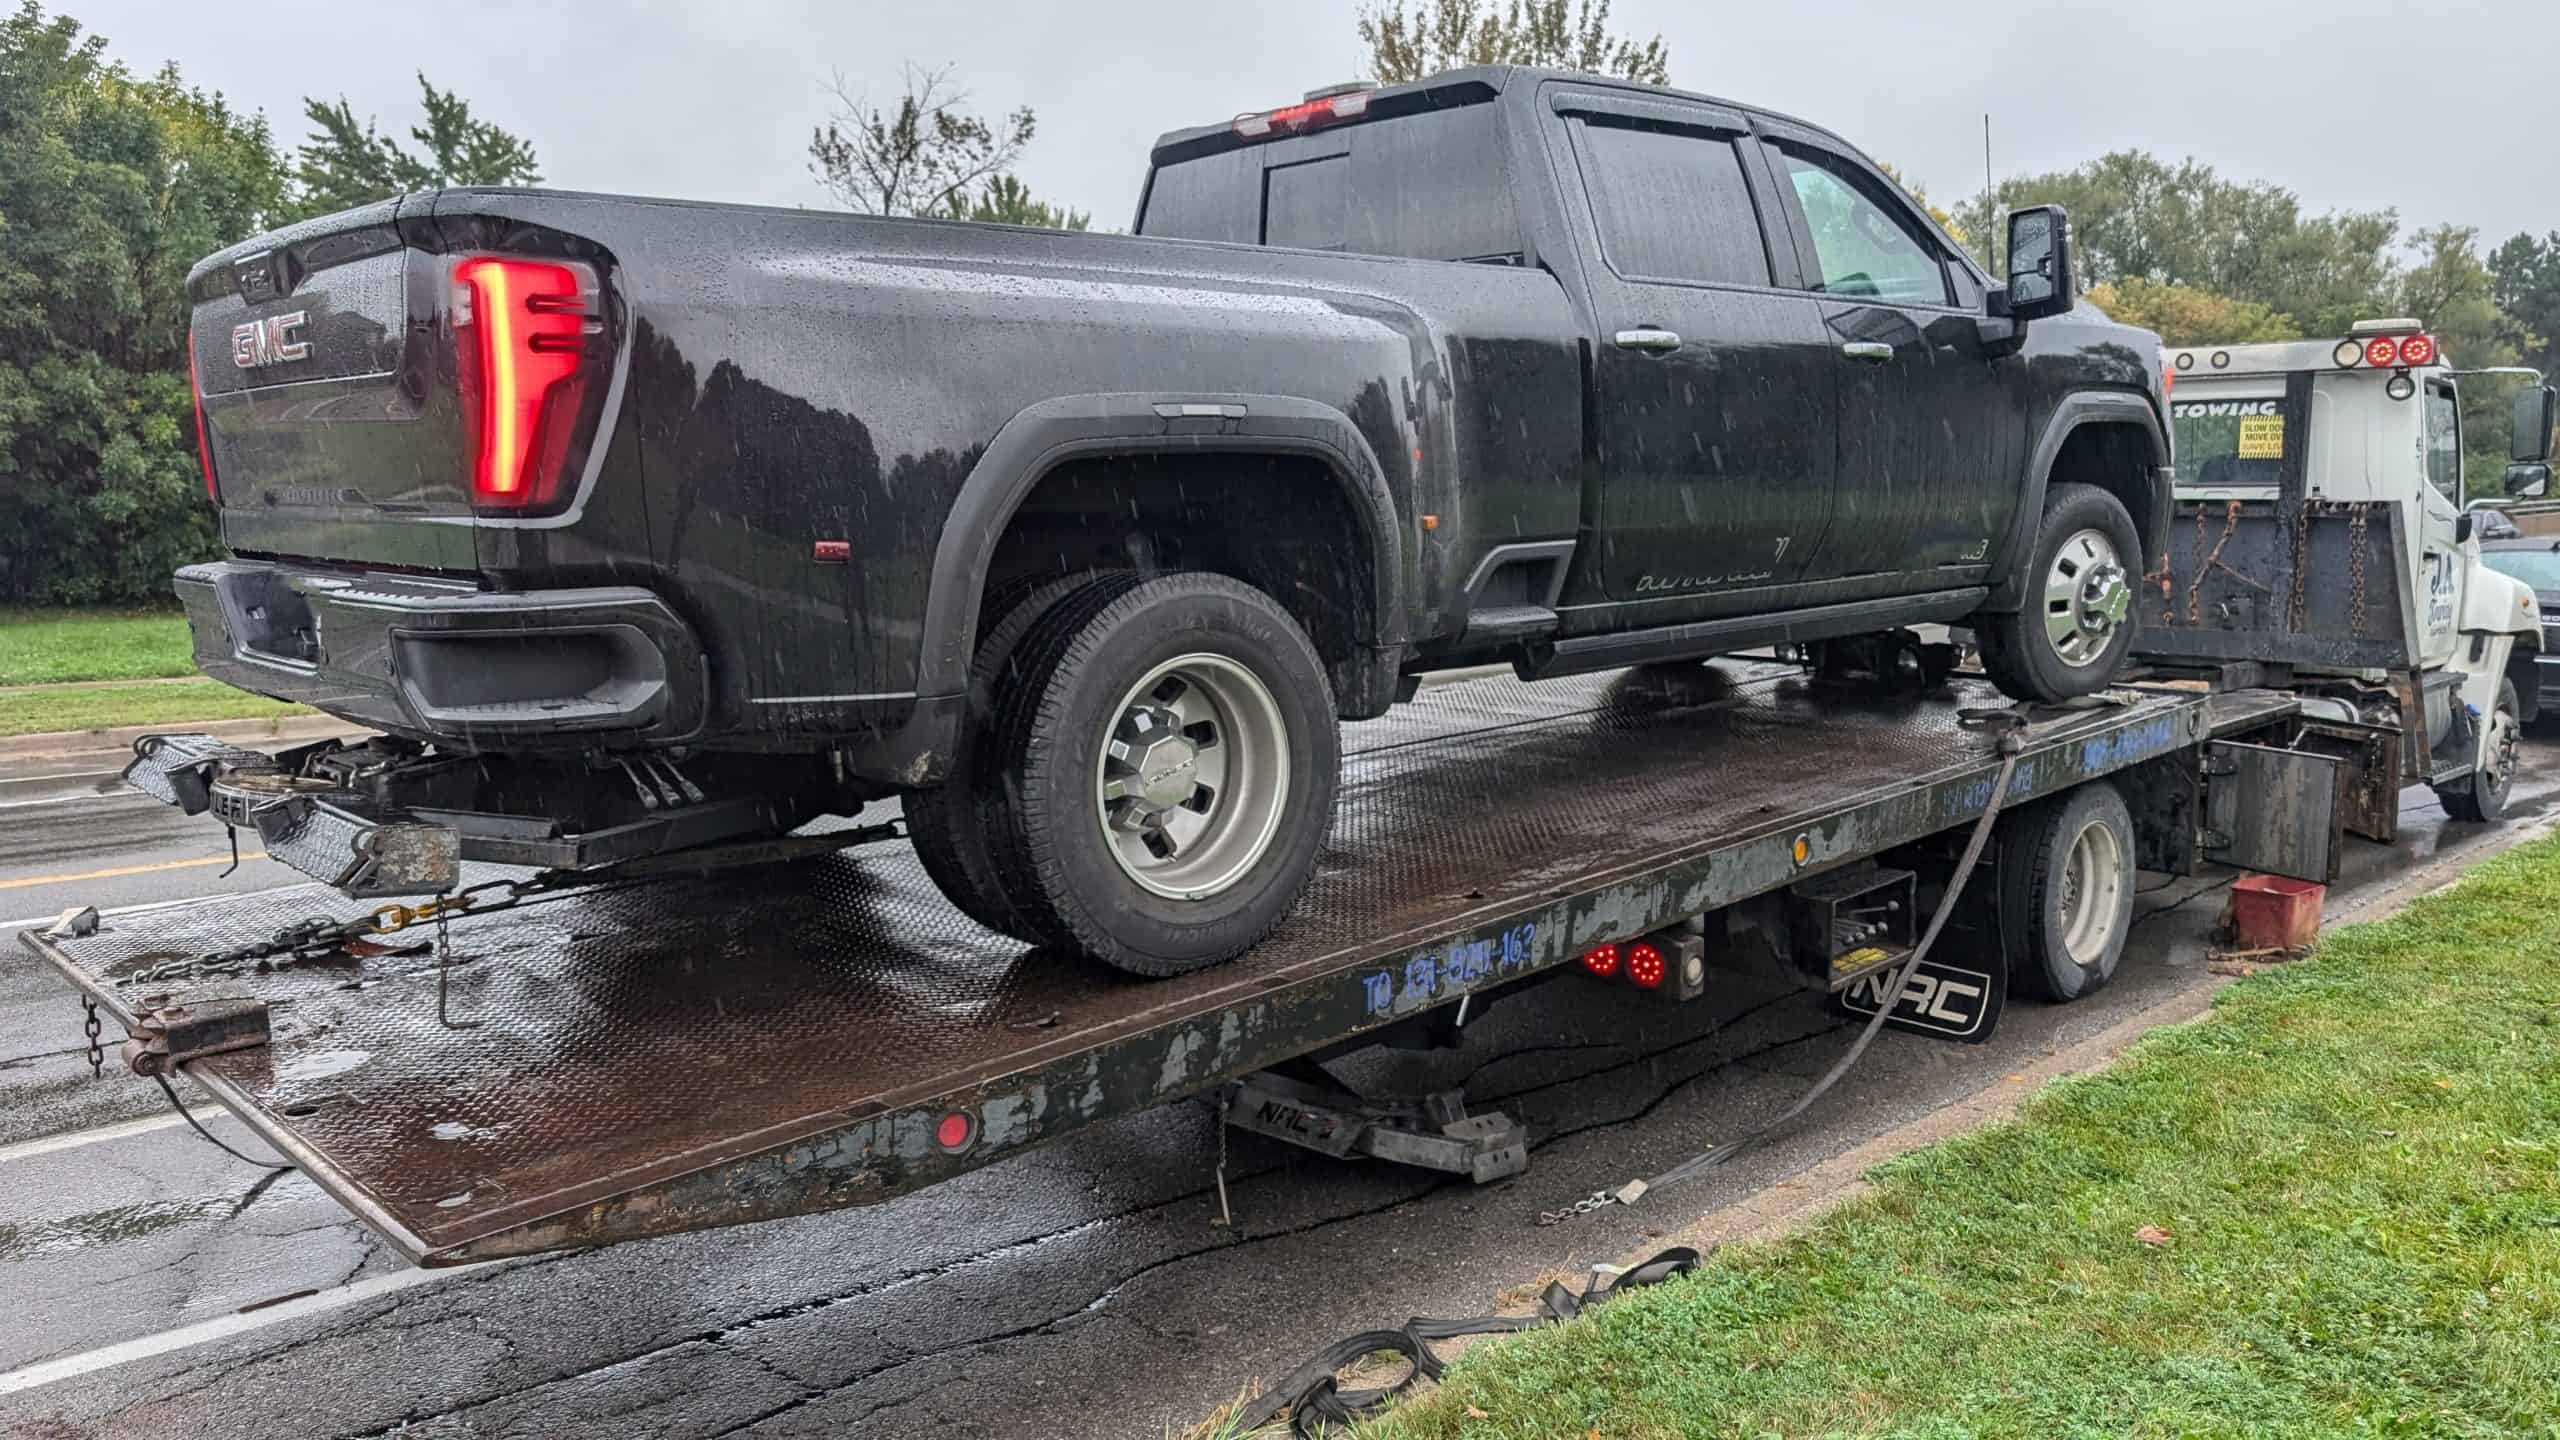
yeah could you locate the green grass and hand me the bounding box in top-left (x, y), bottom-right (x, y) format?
top-left (0, 607), bottom-right (197, 685)
top-left (1366, 837), bottom-right (2560, 1440)
top-left (0, 681), bottom-right (308, 738)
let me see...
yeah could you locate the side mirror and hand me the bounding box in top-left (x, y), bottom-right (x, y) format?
top-left (2515, 384), bottom-right (2556, 464)
top-left (2506, 462), bottom-right (2551, 499)
top-left (2456, 512), bottom-right (2474, 544)
top-left (2005, 204), bottom-right (2076, 323)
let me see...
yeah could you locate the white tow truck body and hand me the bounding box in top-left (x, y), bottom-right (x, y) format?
top-left (2152, 320), bottom-right (2553, 820)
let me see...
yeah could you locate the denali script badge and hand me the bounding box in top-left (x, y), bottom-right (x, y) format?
top-left (231, 310), bottom-right (310, 369)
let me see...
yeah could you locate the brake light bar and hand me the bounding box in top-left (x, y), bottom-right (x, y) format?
top-left (2333, 332), bottom-right (2438, 371)
top-left (454, 257), bottom-right (593, 509)
top-left (1233, 87), bottom-right (1370, 139)
top-left (187, 333), bottom-right (218, 502)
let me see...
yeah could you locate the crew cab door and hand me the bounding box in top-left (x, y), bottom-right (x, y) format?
top-left (1758, 130), bottom-right (2017, 594)
top-left (1549, 90), bottom-right (1837, 610)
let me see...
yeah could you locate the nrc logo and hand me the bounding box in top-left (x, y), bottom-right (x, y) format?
top-left (1839, 959), bottom-right (1996, 1040)
top-left (230, 310), bottom-right (310, 369)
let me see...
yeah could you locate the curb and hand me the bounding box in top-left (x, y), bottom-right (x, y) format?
top-left (0, 714), bottom-right (373, 765)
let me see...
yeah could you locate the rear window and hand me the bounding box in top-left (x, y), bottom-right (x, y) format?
top-left (1570, 119), bottom-right (1770, 288)
top-left (2174, 394), bottom-right (2294, 490)
top-left (1138, 102), bottom-right (1523, 264)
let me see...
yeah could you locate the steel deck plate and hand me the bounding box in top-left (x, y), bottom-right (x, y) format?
top-left (22, 669), bottom-right (2276, 1264)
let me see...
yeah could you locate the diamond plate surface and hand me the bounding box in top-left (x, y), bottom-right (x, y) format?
top-left (30, 667), bottom-right (2155, 1255)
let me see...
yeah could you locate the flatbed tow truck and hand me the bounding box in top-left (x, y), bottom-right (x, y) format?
top-left (14, 661), bottom-right (2360, 1269)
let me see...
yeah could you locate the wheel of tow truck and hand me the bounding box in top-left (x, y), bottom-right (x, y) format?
top-left (1999, 780), bottom-right (2135, 1003)
top-left (2435, 677), bottom-right (2522, 824)
top-left (908, 572), bottom-right (1139, 939)
top-left (1978, 482), bottom-right (2143, 704)
top-left (984, 572), bottom-right (1339, 975)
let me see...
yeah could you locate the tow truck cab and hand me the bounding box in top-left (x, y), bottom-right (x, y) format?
top-left (2147, 319), bottom-right (2557, 822)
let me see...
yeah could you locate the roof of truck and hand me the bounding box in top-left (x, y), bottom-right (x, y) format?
top-left (1148, 65), bottom-right (1844, 168)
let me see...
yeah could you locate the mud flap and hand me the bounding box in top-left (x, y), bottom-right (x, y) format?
top-left (1833, 957), bottom-right (2007, 1043)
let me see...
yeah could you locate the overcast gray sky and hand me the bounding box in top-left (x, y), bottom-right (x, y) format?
top-left (75, 0), bottom-right (2559, 249)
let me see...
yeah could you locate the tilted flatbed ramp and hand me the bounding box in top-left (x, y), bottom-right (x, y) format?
top-left (21, 670), bottom-right (2299, 1265)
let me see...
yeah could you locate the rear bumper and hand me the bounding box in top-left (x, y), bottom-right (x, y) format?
top-left (177, 560), bottom-right (706, 748)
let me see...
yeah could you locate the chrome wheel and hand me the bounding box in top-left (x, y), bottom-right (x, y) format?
top-left (1095, 653), bottom-right (1291, 901)
top-left (2057, 813), bottom-right (2127, 970)
top-left (2482, 696), bottom-right (2520, 802)
top-left (2043, 527), bottom-right (2131, 668)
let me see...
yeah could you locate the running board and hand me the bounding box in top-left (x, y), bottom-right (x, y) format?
top-left (1521, 590), bottom-right (1987, 680)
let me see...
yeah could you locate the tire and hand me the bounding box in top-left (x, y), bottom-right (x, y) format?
top-left (1977, 482), bottom-right (2143, 704)
top-left (2000, 780), bottom-right (2135, 1003)
top-left (984, 572), bottom-right (1340, 976)
top-left (908, 573), bottom-right (1138, 938)
top-left (2435, 677), bottom-right (2521, 823)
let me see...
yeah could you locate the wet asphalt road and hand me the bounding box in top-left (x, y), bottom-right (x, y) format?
top-left (0, 731), bottom-right (2552, 1439)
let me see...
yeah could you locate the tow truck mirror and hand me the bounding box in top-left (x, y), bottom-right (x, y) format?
top-left (2506, 462), bottom-right (2551, 500)
top-left (2514, 384), bottom-right (2556, 464)
top-left (2005, 205), bottom-right (2076, 323)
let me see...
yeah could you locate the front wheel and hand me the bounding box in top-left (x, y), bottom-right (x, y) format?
top-left (985, 572), bottom-right (1340, 976)
top-left (1978, 482), bottom-right (2143, 704)
top-left (2435, 677), bottom-right (2521, 823)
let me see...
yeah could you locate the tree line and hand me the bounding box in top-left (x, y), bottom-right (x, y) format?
top-left (5, 0), bottom-right (2556, 606)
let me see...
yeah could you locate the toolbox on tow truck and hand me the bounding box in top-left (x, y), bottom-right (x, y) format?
top-left (23, 666), bottom-right (2338, 1266)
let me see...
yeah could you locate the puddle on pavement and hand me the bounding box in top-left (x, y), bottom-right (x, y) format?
top-left (0, 1194), bottom-right (236, 1263)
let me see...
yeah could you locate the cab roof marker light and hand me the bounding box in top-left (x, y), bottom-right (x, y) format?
top-left (2397, 334), bottom-right (2438, 367)
top-left (2366, 336), bottom-right (2401, 369)
top-left (2334, 340), bottom-right (2365, 369)
top-left (1232, 88), bottom-right (1370, 139)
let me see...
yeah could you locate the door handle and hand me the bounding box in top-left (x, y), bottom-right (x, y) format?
top-left (1842, 341), bottom-right (1895, 362)
top-left (1613, 328), bottom-right (1681, 353)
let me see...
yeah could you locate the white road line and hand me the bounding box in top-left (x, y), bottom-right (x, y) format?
top-left (0, 1262), bottom-right (489, 1397)
top-left (0, 790), bottom-right (151, 811)
top-left (0, 1113), bottom-right (186, 1164)
top-left (1, 881), bottom-right (320, 935)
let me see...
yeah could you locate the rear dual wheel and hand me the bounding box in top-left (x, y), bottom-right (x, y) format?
top-left (910, 572), bottom-right (1339, 976)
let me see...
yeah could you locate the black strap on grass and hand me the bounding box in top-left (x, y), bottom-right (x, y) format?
top-left (1231, 1247), bottom-right (1702, 1436)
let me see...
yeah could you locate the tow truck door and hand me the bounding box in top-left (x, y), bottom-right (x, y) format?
top-left (2418, 377), bottom-right (2466, 667)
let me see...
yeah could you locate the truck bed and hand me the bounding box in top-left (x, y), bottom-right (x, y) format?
top-left (22, 667), bottom-right (2287, 1265)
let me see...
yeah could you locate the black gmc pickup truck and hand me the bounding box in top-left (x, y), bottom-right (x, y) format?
top-left (165, 66), bottom-right (2171, 975)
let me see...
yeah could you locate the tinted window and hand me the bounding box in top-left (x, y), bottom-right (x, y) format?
top-left (1138, 103), bottom-right (1521, 264)
top-left (2426, 383), bottom-right (2462, 500)
top-left (1265, 156), bottom-right (1347, 250)
top-left (1572, 119), bottom-right (1771, 288)
top-left (1779, 149), bottom-right (1951, 305)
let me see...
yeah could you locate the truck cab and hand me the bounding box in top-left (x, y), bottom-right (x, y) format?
top-left (2147, 320), bottom-right (2557, 821)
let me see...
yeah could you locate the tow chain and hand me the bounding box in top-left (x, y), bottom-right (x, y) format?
top-left (82, 998), bottom-right (104, 1079)
top-left (2347, 502), bottom-right (2370, 637)
top-left (116, 872), bottom-right (579, 990)
top-left (2288, 497), bottom-right (2312, 633)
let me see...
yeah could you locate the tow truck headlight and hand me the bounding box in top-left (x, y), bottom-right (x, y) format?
top-left (2386, 373), bottom-right (2417, 402)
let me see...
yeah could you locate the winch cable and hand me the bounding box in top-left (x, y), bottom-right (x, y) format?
top-left (1228, 1246), bottom-right (1704, 1437)
top-left (1631, 728), bottom-right (2024, 1197)
top-left (1235, 721), bottom-right (2031, 1434)
top-left (153, 1072), bottom-right (295, 1172)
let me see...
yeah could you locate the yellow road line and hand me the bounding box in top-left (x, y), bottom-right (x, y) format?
top-left (0, 852), bottom-right (267, 891)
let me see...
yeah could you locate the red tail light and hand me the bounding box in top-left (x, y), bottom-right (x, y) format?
top-left (2395, 334), bottom-right (2436, 367)
top-left (187, 334), bottom-right (218, 502)
top-left (1626, 941), bottom-right (1666, 989)
top-left (455, 257), bottom-right (593, 509)
top-left (1581, 944), bottom-right (1619, 978)
top-left (2364, 336), bottom-right (2400, 369)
